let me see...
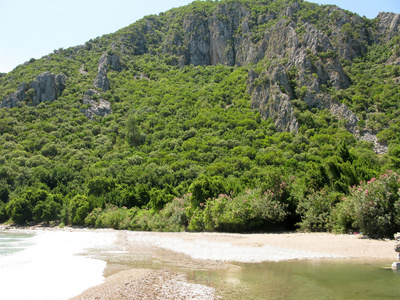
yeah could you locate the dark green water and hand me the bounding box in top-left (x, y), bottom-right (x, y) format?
top-left (187, 260), bottom-right (400, 300)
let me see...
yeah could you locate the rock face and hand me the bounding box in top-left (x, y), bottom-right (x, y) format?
top-left (93, 52), bottom-right (122, 92)
top-left (159, 2), bottom-right (363, 136)
top-left (1, 72), bottom-right (66, 108)
top-left (81, 89), bottom-right (112, 119)
top-left (0, 83), bottom-right (27, 108)
top-left (183, 2), bottom-right (251, 66)
top-left (246, 18), bottom-right (357, 134)
top-left (159, 2), bottom-right (382, 67)
top-left (376, 12), bottom-right (400, 41)
top-left (29, 72), bottom-right (66, 106)
top-left (248, 64), bottom-right (298, 132)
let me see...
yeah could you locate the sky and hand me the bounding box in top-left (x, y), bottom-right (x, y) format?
top-left (0, 0), bottom-right (399, 73)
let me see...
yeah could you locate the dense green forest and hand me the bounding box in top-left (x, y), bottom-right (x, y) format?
top-left (0, 0), bottom-right (399, 237)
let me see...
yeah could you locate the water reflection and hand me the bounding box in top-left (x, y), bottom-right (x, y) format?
top-left (88, 244), bottom-right (400, 300)
top-left (188, 260), bottom-right (400, 299)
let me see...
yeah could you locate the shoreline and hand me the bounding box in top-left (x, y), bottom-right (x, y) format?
top-left (1, 225), bottom-right (395, 261)
top-left (1, 226), bottom-right (397, 299)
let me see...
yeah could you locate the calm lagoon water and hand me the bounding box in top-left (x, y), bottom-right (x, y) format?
top-left (188, 260), bottom-right (400, 300)
top-left (92, 239), bottom-right (400, 300)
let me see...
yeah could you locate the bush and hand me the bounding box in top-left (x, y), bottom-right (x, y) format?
top-left (85, 204), bottom-right (136, 229)
top-left (193, 188), bottom-right (289, 232)
top-left (334, 171), bottom-right (400, 237)
top-left (188, 175), bottom-right (226, 209)
top-left (6, 198), bottom-right (32, 224)
top-left (68, 194), bottom-right (91, 225)
top-left (0, 202), bottom-right (8, 223)
top-left (296, 189), bottom-right (341, 232)
top-left (32, 195), bottom-right (61, 223)
top-left (84, 196), bottom-right (190, 232)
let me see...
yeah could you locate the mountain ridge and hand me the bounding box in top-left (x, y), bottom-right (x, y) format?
top-left (2, 0), bottom-right (398, 142)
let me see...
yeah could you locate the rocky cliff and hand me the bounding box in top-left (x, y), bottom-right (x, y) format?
top-left (1, 72), bottom-right (66, 109)
top-left (111, 0), bottom-right (397, 143)
top-left (93, 51), bottom-right (123, 92)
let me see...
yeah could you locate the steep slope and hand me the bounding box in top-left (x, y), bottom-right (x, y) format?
top-left (2, 1), bottom-right (398, 146)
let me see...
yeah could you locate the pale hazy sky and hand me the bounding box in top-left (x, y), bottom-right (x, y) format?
top-left (0, 0), bottom-right (399, 73)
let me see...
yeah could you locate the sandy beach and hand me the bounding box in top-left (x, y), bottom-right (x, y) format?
top-left (72, 230), bottom-right (396, 299)
top-left (1, 226), bottom-right (396, 299)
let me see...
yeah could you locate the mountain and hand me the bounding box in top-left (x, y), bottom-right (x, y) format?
top-left (0, 0), bottom-right (399, 237)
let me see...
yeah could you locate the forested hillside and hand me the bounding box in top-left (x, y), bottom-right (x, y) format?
top-left (1, 0), bottom-right (400, 237)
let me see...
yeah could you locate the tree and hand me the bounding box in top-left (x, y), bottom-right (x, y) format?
top-left (68, 194), bottom-right (91, 225)
top-left (188, 175), bottom-right (226, 208)
top-left (125, 114), bottom-right (146, 146)
top-left (32, 194), bottom-right (61, 223)
top-left (87, 176), bottom-right (116, 197)
top-left (6, 198), bottom-right (32, 224)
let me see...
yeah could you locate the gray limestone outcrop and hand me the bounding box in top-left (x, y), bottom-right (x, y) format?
top-left (93, 52), bottom-right (122, 92)
top-left (357, 130), bottom-right (389, 155)
top-left (376, 12), bottom-right (400, 41)
top-left (1, 72), bottom-right (66, 108)
top-left (247, 16), bottom-right (356, 134)
top-left (248, 64), bottom-right (298, 132)
top-left (0, 83), bottom-right (27, 109)
top-left (81, 89), bottom-right (112, 119)
top-left (29, 72), bottom-right (66, 106)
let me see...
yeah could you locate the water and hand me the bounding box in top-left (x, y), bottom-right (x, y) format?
top-left (187, 260), bottom-right (400, 299)
top-left (0, 232), bottom-right (35, 256)
top-left (0, 230), bottom-right (117, 300)
top-left (1, 231), bottom-right (399, 299)
top-left (88, 235), bottom-right (400, 300)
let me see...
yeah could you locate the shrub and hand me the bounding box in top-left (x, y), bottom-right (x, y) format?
top-left (68, 194), bottom-right (91, 225)
top-left (296, 189), bottom-right (341, 232)
top-left (188, 175), bottom-right (226, 209)
top-left (85, 204), bottom-right (138, 229)
top-left (6, 198), bottom-right (32, 224)
top-left (0, 202), bottom-right (8, 223)
top-left (334, 171), bottom-right (400, 237)
top-left (32, 196), bottom-right (61, 223)
top-left (193, 188), bottom-right (289, 232)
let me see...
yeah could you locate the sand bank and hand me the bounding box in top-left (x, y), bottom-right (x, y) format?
top-left (71, 231), bottom-right (396, 299)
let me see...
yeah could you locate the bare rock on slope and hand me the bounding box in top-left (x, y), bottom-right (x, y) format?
top-left (93, 52), bottom-right (122, 92)
top-left (1, 72), bottom-right (66, 108)
top-left (81, 89), bottom-right (112, 119)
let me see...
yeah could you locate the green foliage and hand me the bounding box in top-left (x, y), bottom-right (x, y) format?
top-left (125, 114), bottom-right (146, 146)
top-left (68, 194), bottom-right (91, 225)
top-left (191, 188), bottom-right (289, 232)
top-left (87, 176), bottom-right (116, 197)
top-left (85, 205), bottom-right (137, 229)
top-left (32, 195), bottom-right (61, 223)
top-left (0, 202), bottom-right (8, 223)
top-left (0, 0), bottom-right (398, 235)
top-left (296, 189), bottom-right (341, 232)
top-left (335, 171), bottom-right (400, 237)
top-left (188, 175), bottom-right (226, 209)
top-left (6, 198), bottom-right (32, 225)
